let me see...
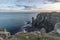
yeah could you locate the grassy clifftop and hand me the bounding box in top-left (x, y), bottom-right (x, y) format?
top-left (10, 32), bottom-right (60, 40)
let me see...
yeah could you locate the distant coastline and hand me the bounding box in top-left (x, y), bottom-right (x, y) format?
top-left (0, 9), bottom-right (60, 12)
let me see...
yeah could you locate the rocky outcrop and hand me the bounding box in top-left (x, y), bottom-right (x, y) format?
top-left (32, 12), bottom-right (54, 33)
top-left (54, 22), bottom-right (60, 34)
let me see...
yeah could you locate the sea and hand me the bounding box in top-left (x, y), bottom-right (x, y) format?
top-left (0, 12), bottom-right (38, 35)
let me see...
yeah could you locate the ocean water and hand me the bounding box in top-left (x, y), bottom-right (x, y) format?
top-left (0, 12), bottom-right (37, 35)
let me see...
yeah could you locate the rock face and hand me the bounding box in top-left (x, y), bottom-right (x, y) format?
top-left (22, 21), bottom-right (33, 32)
top-left (38, 12), bottom-right (60, 25)
top-left (33, 12), bottom-right (60, 33)
top-left (39, 12), bottom-right (60, 34)
top-left (33, 12), bottom-right (55, 33)
top-left (54, 22), bottom-right (60, 33)
top-left (0, 28), bottom-right (10, 40)
top-left (40, 28), bottom-right (46, 33)
top-left (0, 37), bottom-right (4, 40)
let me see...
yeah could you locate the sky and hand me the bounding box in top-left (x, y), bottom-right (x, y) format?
top-left (0, 0), bottom-right (60, 12)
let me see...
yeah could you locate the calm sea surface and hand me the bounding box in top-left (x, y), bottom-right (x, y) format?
top-left (0, 12), bottom-right (38, 35)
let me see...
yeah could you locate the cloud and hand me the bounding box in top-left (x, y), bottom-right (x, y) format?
top-left (47, 0), bottom-right (60, 2)
top-left (0, 0), bottom-right (60, 12)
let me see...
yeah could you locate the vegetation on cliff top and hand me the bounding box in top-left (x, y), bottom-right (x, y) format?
top-left (11, 32), bottom-right (60, 40)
